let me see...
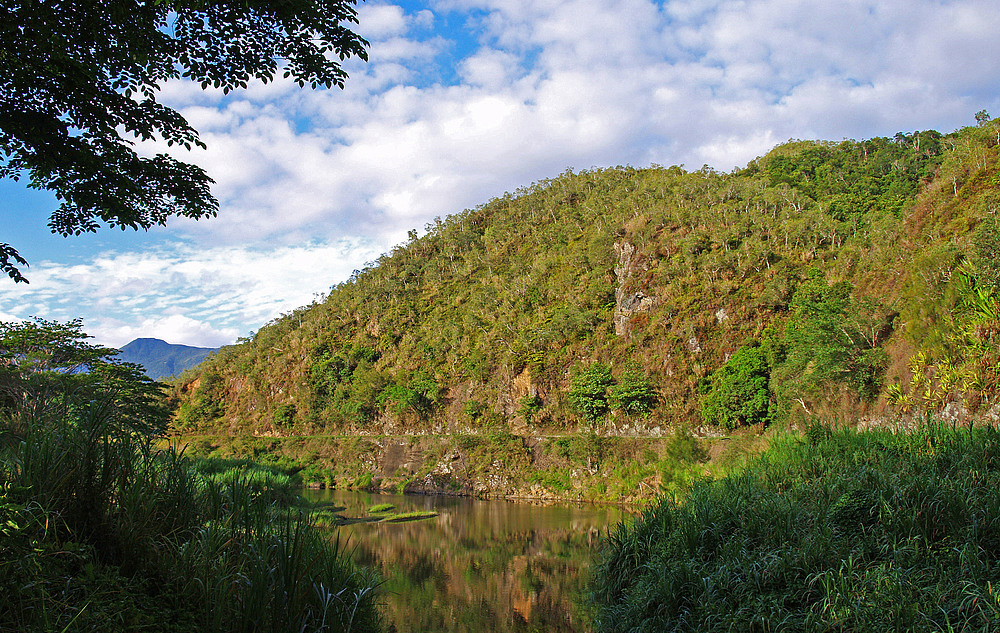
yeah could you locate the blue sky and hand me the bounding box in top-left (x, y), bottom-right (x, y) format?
top-left (3, 0), bottom-right (999, 348)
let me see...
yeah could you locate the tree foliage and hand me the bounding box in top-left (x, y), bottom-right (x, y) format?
top-left (608, 364), bottom-right (657, 416)
top-left (0, 0), bottom-right (368, 281)
top-left (750, 132), bottom-right (946, 219)
top-left (377, 370), bottom-right (440, 420)
top-left (0, 318), bottom-right (168, 435)
top-left (773, 269), bottom-right (888, 407)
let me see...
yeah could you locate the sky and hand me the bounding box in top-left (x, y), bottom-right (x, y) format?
top-left (2, 0), bottom-right (999, 349)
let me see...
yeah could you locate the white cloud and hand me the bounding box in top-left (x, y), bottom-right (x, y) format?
top-left (370, 36), bottom-right (446, 63)
top-left (143, 0), bottom-right (1000, 259)
top-left (356, 3), bottom-right (411, 39)
top-left (459, 48), bottom-right (523, 87)
top-left (12, 0), bottom-right (1000, 349)
top-left (0, 240), bottom-right (383, 348)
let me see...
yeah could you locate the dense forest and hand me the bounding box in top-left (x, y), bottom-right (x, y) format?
top-left (172, 116), bottom-right (1000, 439)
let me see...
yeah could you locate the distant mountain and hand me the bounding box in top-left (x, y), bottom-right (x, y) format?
top-left (118, 338), bottom-right (218, 380)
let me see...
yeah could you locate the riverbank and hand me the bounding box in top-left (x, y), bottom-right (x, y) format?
top-left (167, 428), bottom-right (764, 504)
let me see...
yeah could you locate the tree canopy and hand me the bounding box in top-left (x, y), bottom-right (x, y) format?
top-left (0, 318), bottom-right (169, 435)
top-left (0, 0), bottom-right (368, 281)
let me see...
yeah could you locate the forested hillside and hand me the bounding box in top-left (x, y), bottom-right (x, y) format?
top-left (172, 117), bottom-right (1000, 438)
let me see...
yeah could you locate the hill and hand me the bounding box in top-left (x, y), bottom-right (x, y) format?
top-left (119, 338), bottom-right (217, 380)
top-left (168, 117), bottom-right (1000, 495)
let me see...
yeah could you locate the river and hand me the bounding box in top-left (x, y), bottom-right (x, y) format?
top-left (302, 489), bottom-right (629, 633)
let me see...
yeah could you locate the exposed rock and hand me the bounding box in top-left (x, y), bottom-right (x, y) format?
top-left (381, 441), bottom-right (424, 477)
top-left (687, 336), bottom-right (701, 353)
top-left (512, 366), bottom-right (534, 398)
top-left (613, 242), bottom-right (658, 337)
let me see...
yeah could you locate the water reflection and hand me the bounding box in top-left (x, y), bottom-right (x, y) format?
top-left (303, 490), bottom-right (628, 633)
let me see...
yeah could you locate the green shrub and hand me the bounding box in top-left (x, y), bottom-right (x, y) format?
top-left (378, 370), bottom-right (440, 419)
top-left (701, 341), bottom-right (772, 429)
top-left (773, 269), bottom-right (888, 405)
top-left (568, 363), bottom-right (614, 422)
top-left (274, 403), bottom-right (296, 427)
top-left (608, 364), bottom-right (657, 415)
top-left (463, 399), bottom-right (486, 420)
top-left (517, 394), bottom-right (543, 422)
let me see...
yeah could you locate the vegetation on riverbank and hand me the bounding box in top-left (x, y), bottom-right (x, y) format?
top-left (0, 320), bottom-right (381, 633)
top-left (173, 426), bottom-right (728, 503)
top-left (592, 421), bottom-right (1000, 632)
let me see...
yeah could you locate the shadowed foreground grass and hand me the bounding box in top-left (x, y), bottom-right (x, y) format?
top-left (0, 404), bottom-right (382, 633)
top-left (592, 421), bottom-right (1000, 632)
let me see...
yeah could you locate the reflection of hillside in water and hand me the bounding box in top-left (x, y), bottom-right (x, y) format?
top-left (305, 490), bottom-right (626, 633)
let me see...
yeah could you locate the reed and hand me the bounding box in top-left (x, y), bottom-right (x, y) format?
top-left (0, 398), bottom-right (382, 632)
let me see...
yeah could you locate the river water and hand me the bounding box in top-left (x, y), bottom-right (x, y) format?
top-left (302, 489), bottom-right (629, 633)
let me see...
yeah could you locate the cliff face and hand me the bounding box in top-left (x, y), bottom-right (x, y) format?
top-left (612, 241), bottom-right (657, 338)
top-left (171, 121), bottom-right (1000, 437)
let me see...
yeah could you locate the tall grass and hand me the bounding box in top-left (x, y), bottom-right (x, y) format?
top-left (591, 421), bottom-right (1000, 632)
top-left (188, 456), bottom-right (300, 506)
top-left (0, 399), bottom-right (381, 633)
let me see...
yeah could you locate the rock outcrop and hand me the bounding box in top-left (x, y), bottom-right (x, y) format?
top-left (613, 241), bottom-right (657, 337)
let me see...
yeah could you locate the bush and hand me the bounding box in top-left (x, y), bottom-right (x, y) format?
top-left (463, 399), bottom-right (486, 420)
top-left (701, 341), bottom-right (772, 430)
top-left (274, 403), bottom-right (296, 427)
top-left (773, 269), bottom-right (888, 405)
top-left (568, 363), bottom-right (614, 422)
top-left (378, 370), bottom-right (440, 419)
top-left (608, 364), bottom-right (657, 415)
top-left (517, 394), bottom-right (543, 422)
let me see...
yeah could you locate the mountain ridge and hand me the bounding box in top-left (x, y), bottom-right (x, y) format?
top-left (119, 337), bottom-right (217, 380)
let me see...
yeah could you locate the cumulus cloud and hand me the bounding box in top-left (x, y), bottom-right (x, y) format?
top-left (0, 240), bottom-right (383, 348)
top-left (356, 3), bottom-right (411, 39)
top-left (10, 0), bottom-right (999, 346)
top-left (153, 0), bottom-right (1000, 250)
